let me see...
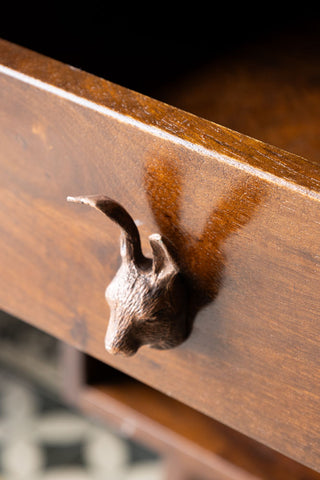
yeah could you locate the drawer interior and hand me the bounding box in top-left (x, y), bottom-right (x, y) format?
top-left (2, 8), bottom-right (296, 95)
top-left (2, 9), bottom-right (319, 162)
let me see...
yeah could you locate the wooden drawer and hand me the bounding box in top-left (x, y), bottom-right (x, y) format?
top-left (1, 34), bottom-right (320, 473)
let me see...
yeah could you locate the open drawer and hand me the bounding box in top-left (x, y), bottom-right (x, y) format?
top-left (1, 18), bottom-right (320, 473)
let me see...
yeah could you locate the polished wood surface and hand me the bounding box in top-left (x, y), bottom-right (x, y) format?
top-left (1, 39), bottom-right (320, 470)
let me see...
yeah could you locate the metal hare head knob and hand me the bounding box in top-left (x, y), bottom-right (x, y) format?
top-left (67, 195), bottom-right (188, 356)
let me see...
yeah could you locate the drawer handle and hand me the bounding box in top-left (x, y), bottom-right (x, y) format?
top-left (67, 195), bottom-right (188, 356)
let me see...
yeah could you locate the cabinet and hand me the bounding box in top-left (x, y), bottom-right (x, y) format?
top-left (1, 13), bottom-right (320, 478)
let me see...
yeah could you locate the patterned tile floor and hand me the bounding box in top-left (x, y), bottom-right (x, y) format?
top-left (0, 312), bottom-right (164, 479)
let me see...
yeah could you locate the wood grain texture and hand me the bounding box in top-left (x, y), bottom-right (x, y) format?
top-left (1, 39), bottom-right (320, 471)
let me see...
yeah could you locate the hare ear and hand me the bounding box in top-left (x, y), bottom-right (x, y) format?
top-left (149, 234), bottom-right (178, 278)
top-left (67, 195), bottom-right (145, 266)
top-left (120, 231), bottom-right (135, 263)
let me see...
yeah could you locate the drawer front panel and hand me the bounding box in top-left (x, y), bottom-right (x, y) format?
top-left (1, 40), bottom-right (320, 471)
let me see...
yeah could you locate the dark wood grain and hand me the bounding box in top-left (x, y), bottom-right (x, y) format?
top-left (1, 39), bottom-right (320, 471)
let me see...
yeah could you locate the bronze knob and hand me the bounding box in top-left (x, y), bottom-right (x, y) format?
top-left (67, 195), bottom-right (188, 356)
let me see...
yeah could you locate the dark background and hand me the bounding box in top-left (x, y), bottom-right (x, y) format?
top-left (1, 5), bottom-right (319, 98)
